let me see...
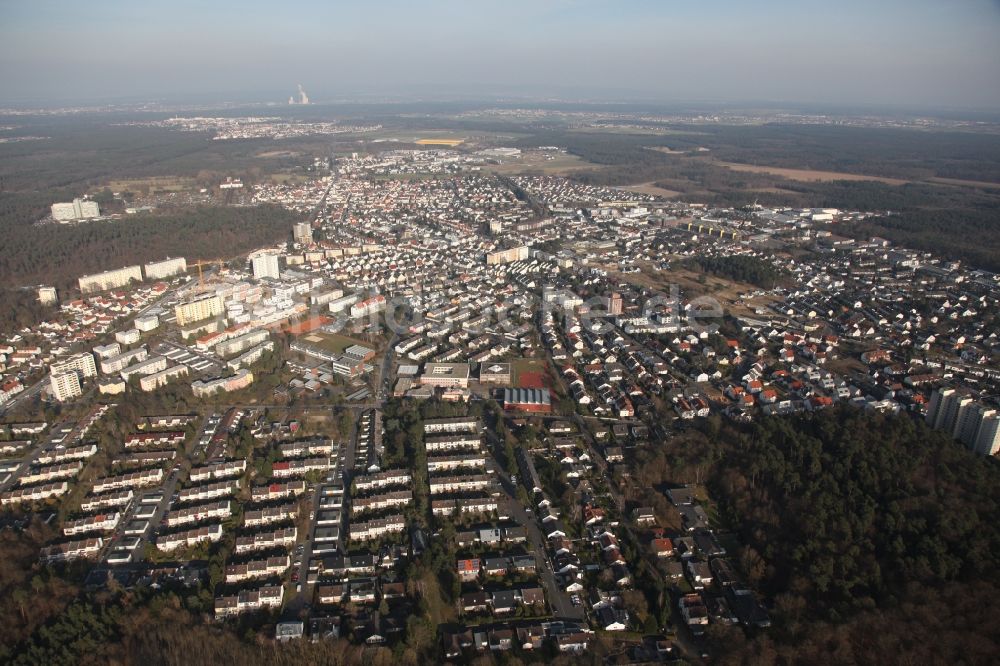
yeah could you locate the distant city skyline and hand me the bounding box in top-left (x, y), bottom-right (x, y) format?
top-left (1, 0), bottom-right (999, 110)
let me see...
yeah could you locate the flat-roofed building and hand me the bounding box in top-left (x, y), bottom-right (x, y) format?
top-left (144, 257), bottom-right (187, 280)
top-left (50, 371), bottom-right (83, 402)
top-left (78, 265), bottom-right (142, 294)
top-left (420, 363), bottom-right (471, 388)
top-left (175, 294), bottom-right (225, 327)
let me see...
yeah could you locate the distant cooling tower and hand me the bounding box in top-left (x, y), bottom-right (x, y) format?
top-left (297, 84), bottom-right (309, 105)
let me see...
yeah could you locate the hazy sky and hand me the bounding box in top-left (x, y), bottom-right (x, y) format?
top-left (2, 0), bottom-right (999, 109)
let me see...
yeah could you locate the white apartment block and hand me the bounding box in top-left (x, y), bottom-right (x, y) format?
top-left (100, 346), bottom-right (148, 374)
top-left (174, 294), bottom-right (225, 326)
top-left (49, 372), bottom-right (83, 402)
top-left (115, 328), bottom-right (141, 346)
top-left (139, 364), bottom-right (188, 391)
top-left (143, 257), bottom-right (187, 280)
top-left (119, 355), bottom-right (168, 381)
top-left (135, 314), bottom-right (160, 332)
top-left (278, 439), bottom-right (334, 458)
top-left (974, 413), bottom-right (1000, 456)
top-left (225, 342), bottom-right (274, 372)
top-left (252, 254), bottom-right (280, 280)
top-left (191, 369), bottom-right (254, 397)
top-left (51, 352), bottom-right (98, 379)
top-left (215, 328), bottom-right (269, 357)
top-left (78, 265), bottom-right (142, 294)
top-left (93, 342), bottom-right (121, 359)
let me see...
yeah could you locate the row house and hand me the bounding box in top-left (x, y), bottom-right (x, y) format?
top-left (18, 461), bottom-right (83, 486)
top-left (80, 489), bottom-right (133, 513)
top-left (244, 503), bottom-right (298, 527)
top-left (352, 490), bottom-right (413, 515)
top-left (2, 481), bottom-right (70, 505)
top-left (271, 457), bottom-right (329, 478)
top-left (63, 512), bottom-right (121, 536)
top-left (178, 481), bottom-right (237, 504)
top-left (157, 523), bottom-right (224, 552)
top-left (424, 434), bottom-right (482, 453)
top-left (40, 537), bottom-right (103, 563)
top-left (138, 414), bottom-right (195, 430)
top-left (225, 555), bottom-right (290, 583)
top-left (431, 497), bottom-right (498, 516)
top-left (349, 514), bottom-right (405, 542)
top-left (278, 438), bottom-right (335, 458)
top-left (429, 474), bottom-right (492, 495)
top-left (426, 453), bottom-right (487, 473)
top-left (214, 585), bottom-right (283, 618)
top-left (166, 500), bottom-right (232, 527)
top-left (423, 417), bottom-right (480, 434)
top-left (36, 443), bottom-right (97, 465)
top-left (124, 431), bottom-right (186, 449)
top-left (251, 479), bottom-right (307, 501)
top-left (234, 526), bottom-right (298, 554)
top-left (353, 469), bottom-right (411, 493)
top-left (189, 459), bottom-right (246, 483)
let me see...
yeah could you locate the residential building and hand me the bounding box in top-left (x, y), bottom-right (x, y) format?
top-left (175, 294), bottom-right (225, 326)
top-left (252, 254), bottom-right (280, 280)
top-left (78, 265), bottom-right (142, 294)
top-left (144, 257), bottom-right (187, 280)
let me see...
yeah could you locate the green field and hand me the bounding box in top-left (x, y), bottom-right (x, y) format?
top-left (299, 331), bottom-right (370, 355)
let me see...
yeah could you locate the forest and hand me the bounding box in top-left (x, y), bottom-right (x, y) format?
top-left (625, 407), bottom-right (1000, 664)
top-left (511, 127), bottom-right (1000, 272)
top-left (710, 408), bottom-right (1000, 664)
top-left (687, 255), bottom-right (784, 288)
top-left (842, 206), bottom-right (1000, 272)
top-left (0, 205), bottom-right (302, 292)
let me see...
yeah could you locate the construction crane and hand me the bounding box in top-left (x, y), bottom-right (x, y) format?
top-left (189, 258), bottom-right (228, 291)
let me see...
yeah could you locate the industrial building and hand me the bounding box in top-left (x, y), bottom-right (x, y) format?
top-left (51, 198), bottom-right (100, 222)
